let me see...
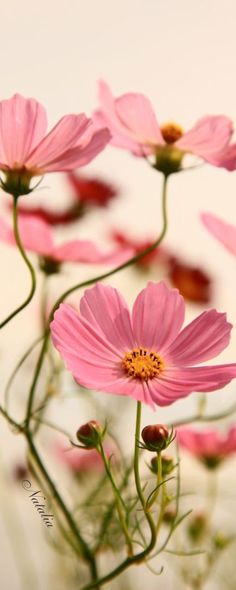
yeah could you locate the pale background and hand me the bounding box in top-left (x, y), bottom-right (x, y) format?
top-left (0, 0), bottom-right (236, 588)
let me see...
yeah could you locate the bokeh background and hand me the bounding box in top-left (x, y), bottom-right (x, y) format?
top-left (1, 1), bottom-right (236, 588)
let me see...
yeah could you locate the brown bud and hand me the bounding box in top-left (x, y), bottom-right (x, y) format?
top-left (142, 424), bottom-right (169, 451)
top-left (76, 420), bottom-right (103, 448)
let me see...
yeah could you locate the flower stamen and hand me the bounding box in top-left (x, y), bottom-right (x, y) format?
top-left (161, 122), bottom-right (184, 144)
top-left (122, 348), bottom-right (164, 381)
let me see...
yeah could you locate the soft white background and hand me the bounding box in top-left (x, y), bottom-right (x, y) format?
top-left (0, 1), bottom-right (236, 588)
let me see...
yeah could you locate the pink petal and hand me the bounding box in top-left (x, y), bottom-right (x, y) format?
top-left (51, 303), bottom-right (123, 362)
top-left (95, 81), bottom-right (150, 156)
top-left (0, 94), bottom-right (47, 169)
top-left (26, 114), bottom-right (91, 171)
top-left (79, 283), bottom-right (134, 351)
top-left (163, 364), bottom-right (236, 392)
top-left (132, 281), bottom-right (185, 352)
top-left (0, 214), bottom-right (53, 256)
top-left (39, 127), bottom-right (111, 172)
top-left (165, 310), bottom-right (232, 365)
top-left (115, 93), bottom-right (163, 145)
top-left (208, 143), bottom-right (236, 170)
top-left (201, 213), bottom-right (236, 257)
top-left (177, 115), bottom-right (233, 158)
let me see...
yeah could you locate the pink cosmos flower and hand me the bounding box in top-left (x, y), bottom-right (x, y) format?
top-left (94, 81), bottom-right (233, 173)
top-left (0, 214), bottom-right (132, 270)
top-left (177, 426), bottom-right (236, 468)
top-left (201, 213), bottom-right (236, 257)
top-left (0, 94), bottom-right (110, 194)
top-left (50, 281), bottom-right (236, 408)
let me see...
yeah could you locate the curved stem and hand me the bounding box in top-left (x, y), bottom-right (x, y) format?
top-left (79, 402), bottom-right (157, 590)
top-left (26, 432), bottom-right (99, 583)
top-left (49, 175), bottom-right (169, 322)
top-left (4, 335), bottom-right (44, 413)
top-left (0, 196), bottom-right (37, 329)
top-left (25, 175), bottom-right (169, 428)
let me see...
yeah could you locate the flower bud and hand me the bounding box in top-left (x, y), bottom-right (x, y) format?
top-left (214, 532), bottom-right (231, 551)
top-left (163, 508), bottom-right (177, 525)
top-left (150, 454), bottom-right (174, 475)
top-left (142, 424), bottom-right (170, 451)
top-left (76, 420), bottom-right (103, 449)
top-left (187, 512), bottom-right (207, 543)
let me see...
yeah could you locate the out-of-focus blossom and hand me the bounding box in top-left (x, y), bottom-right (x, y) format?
top-left (111, 230), bottom-right (169, 268)
top-left (0, 93), bottom-right (110, 195)
top-left (201, 213), bottom-right (236, 257)
top-left (50, 281), bottom-right (236, 409)
top-left (54, 440), bottom-right (116, 474)
top-left (0, 214), bottom-right (132, 273)
top-left (94, 81), bottom-right (233, 175)
top-left (67, 172), bottom-right (118, 208)
top-left (112, 230), bottom-right (212, 302)
top-left (207, 142), bottom-right (236, 170)
top-left (177, 426), bottom-right (236, 468)
top-left (7, 173), bottom-right (118, 225)
top-left (168, 257), bottom-right (212, 304)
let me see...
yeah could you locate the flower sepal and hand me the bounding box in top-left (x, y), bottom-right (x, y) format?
top-left (1, 169), bottom-right (34, 198)
top-left (153, 145), bottom-right (184, 176)
top-left (74, 420), bottom-right (106, 449)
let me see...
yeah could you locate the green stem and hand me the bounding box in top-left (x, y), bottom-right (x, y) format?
top-left (49, 174), bottom-right (169, 322)
top-left (0, 196), bottom-right (36, 329)
top-left (26, 432), bottom-right (99, 583)
top-left (98, 442), bottom-right (133, 556)
top-left (25, 174), bottom-right (169, 428)
top-left (80, 402), bottom-right (157, 590)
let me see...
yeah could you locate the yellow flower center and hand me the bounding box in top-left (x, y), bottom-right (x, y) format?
top-left (161, 122), bottom-right (184, 144)
top-left (122, 348), bottom-right (164, 381)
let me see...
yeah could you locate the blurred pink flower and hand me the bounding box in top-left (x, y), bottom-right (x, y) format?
top-left (0, 214), bottom-right (132, 268)
top-left (177, 426), bottom-right (236, 467)
top-left (67, 172), bottom-right (118, 208)
top-left (0, 94), bottom-right (110, 190)
top-left (7, 172), bottom-right (118, 225)
top-left (111, 230), bottom-right (169, 268)
top-left (111, 230), bottom-right (212, 303)
top-left (54, 440), bottom-right (115, 473)
top-left (201, 212), bottom-right (236, 257)
top-left (50, 281), bottom-right (236, 409)
top-left (94, 81), bottom-right (232, 169)
top-left (168, 257), bottom-right (212, 304)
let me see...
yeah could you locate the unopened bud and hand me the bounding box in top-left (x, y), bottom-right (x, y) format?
top-left (214, 532), bottom-right (231, 551)
top-left (187, 512), bottom-right (207, 543)
top-left (76, 420), bottom-right (103, 449)
top-left (150, 454), bottom-right (174, 475)
top-left (163, 508), bottom-right (177, 525)
top-left (142, 424), bottom-right (170, 452)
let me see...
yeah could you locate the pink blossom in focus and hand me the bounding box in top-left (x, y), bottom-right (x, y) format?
top-left (94, 81), bottom-right (233, 169)
top-left (50, 281), bottom-right (236, 409)
top-left (201, 213), bottom-right (236, 257)
top-left (177, 426), bottom-right (236, 467)
top-left (0, 94), bottom-right (110, 179)
top-left (0, 214), bottom-right (133, 267)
